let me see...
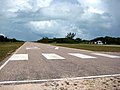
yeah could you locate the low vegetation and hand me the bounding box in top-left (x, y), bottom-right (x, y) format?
top-left (0, 42), bottom-right (24, 62)
top-left (53, 43), bottom-right (120, 52)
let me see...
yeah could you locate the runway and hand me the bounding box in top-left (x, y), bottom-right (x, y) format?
top-left (0, 42), bottom-right (120, 84)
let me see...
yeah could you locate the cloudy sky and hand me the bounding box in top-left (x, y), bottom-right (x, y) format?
top-left (0, 0), bottom-right (120, 41)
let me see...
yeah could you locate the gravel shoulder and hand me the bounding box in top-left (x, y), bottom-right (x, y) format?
top-left (0, 76), bottom-right (120, 90)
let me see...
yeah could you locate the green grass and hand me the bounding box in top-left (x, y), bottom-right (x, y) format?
top-left (52, 43), bottom-right (120, 52)
top-left (0, 42), bottom-right (24, 62)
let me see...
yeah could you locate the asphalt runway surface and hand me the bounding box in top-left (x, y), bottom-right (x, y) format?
top-left (0, 42), bottom-right (120, 83)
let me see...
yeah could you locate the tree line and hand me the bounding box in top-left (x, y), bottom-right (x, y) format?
top-left (91, 36), bottom-right (120, 45)
top-left (37, 33), bottom-right (82, 43)
top-left (37, 33), bottom-right (120, 45)
top-left (1, 33), bottom-right (120, 45)
top-left (0, 35), bottom-right (23, 42)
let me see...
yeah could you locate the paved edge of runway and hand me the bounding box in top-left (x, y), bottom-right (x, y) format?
top-left (0, 74), bottom-right (120, 85)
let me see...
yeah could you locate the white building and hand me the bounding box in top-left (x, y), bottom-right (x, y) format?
top-left (94, 40), bottom-right (103, 44)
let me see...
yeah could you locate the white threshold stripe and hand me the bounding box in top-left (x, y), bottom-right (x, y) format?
top-left (8, 54), bottom-right (28, 61)
top-left (68, 53), bottom-right (96, 59)
top-left (42, 53), bottom-right (65, 59)
top-left (0, 43), bottom-right (26, 70)
top-left (92, 53), bottom-right (120, 58)
top-left (0, 74), bottom-right (120, 84)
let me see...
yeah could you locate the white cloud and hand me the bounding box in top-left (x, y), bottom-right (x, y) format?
top-left (0, 0), bottom-right (119, 40)
top-left (78, 0), bottom-right (102, 7)
top-left (35, 0), bottom-right (53, 8)
top-left (30, 21), bottom-right (58, 30)
top-left (77, 0), bottom-right (106, 13)
top-left (29, 20), bottom-right (69, 37)
top-left (12, 0), bottom-right (32, 11)
top-left (88, 7), bottom-right (104, 14)
top-left (0, 33), bottom-right (5, 37)
top-left (41, 2), bottom-right (83, 20)
top-left (0, 0), bottom-right (53, 18)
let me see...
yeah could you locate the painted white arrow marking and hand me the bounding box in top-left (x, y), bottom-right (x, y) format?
top-left (26, 47), bottom-right (40, 50)
top-left (55, 47), bottom-right (59, 50)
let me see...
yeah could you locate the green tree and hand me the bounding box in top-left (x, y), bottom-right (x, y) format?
top-left (65, 32), bottom-right (76, 39)
top-left (75, 38), bottom-right (82, 43)
top-left (0, 35), bottom-right (4, 42)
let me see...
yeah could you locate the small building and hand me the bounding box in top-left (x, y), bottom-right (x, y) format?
top-left (94, 40), bottom-right (103, 45)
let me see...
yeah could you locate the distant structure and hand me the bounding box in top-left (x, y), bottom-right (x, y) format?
top-left (94, 40), bottom-right (103, 45)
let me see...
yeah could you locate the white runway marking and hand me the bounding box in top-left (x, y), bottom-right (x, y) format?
top-left (68, 53), bottom-right (96, 59)
top-left (42, 53), bottom-right (65, 59)
top-left (26, 47), bottom-right (40, 50)
top-left (92, 53), bottom-right (120, 58)
top-left (0, 74), bottom-right (120, 84)
top-left (8, 54), bottom-right (28, 61)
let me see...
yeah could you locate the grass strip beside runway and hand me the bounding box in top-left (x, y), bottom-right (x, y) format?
top-left (52, 44), bottom-right (120, 52)
top-left (0, 42), bottom-right (24, 62)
